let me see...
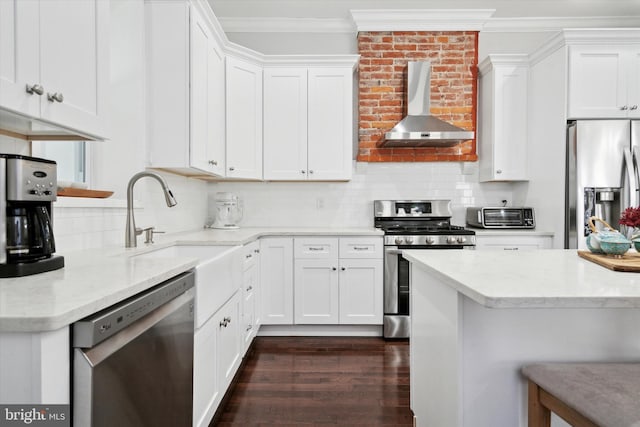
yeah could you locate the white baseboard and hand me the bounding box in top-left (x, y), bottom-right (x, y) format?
top-left (257, 324), bottom-right (383, 337)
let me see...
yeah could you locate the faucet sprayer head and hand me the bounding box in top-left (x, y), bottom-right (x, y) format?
top-left (164, 188), bottom-right (177, 207)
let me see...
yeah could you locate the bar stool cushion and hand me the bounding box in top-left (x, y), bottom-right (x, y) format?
top-left (522, 363), bottom-right (640, 427)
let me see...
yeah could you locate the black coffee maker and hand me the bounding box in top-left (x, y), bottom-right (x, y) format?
top-left (0, 154), bottom-right (64, 277)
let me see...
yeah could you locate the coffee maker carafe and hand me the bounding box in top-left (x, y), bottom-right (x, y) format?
top-left (0, 154), bottom-right (64, 277)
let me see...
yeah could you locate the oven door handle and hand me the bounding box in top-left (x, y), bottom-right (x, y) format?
top-left (385, 248), bottom-right (403, 255)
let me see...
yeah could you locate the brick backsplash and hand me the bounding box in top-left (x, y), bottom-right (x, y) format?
top-left (358, 31), bottom-right (478, 162)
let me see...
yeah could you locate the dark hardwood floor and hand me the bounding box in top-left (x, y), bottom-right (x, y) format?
top-left (212, 336), bottom-right (412, 426)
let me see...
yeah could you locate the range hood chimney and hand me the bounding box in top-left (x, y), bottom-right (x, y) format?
top-left (379, 61), bottom-right (474, 148)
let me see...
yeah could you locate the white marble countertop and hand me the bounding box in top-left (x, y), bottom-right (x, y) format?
top-left (0, 227), bottom-right (381, 332)
top-left (403, 249), bottom-right (640, 309)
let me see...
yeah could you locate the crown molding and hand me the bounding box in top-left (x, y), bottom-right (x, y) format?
top-left (218, 13), bottom-right (640, 34)
top-left (262, 54), bottom-right (360, 69)
top-left (478, 54), bottom-right (529, 76)
top-left (483, 16), bottom-right (640, 32)
top-left (218, 17), bottom-right (355, 33)
top-left (350, 9), bottom-right (496, 32)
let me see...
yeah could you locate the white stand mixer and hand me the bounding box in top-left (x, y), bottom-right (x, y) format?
top-left (211, 192), bottom-right (243, 229)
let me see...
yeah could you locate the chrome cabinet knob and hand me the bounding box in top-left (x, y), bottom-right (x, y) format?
top-left (631, 105), bottom-right (638, 111)
top-left (301, 170), bottom-right (306, 174)
top-left (496, 169), bottom-right (502, 174)
top-left (25, 84), bottom-right (44, 95)
top-left (254, 249), bottom-right (260, 254)
top-left (332, 267), bottom-right (337, 271)
top-left (309, 170), bottom-right (314, 174)
top-left (341, 267), bottom-right (346, 271)
top-left (246, 285), bottom-right (253, 291)
top-left (229, 166), bottom-right (235, 171)
top-left (47, 92), bottom-right (64, 103)
top-left (621, 105), bottom-right (629, 110)
top-left (209, 160), bottom-right (218, 166)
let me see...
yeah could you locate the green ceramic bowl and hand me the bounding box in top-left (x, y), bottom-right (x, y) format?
top-left (600, 240), bottom-right (631, 256)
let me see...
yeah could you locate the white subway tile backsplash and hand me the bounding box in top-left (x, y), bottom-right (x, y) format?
top-left (210, 162), bottom-right (520, 228)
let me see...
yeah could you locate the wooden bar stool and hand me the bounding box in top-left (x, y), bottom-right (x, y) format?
top-left (522, 363), bottom-right (640, 427)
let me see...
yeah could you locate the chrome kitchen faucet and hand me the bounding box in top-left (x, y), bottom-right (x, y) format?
top-left (125, 171), bottom-right (177, 248)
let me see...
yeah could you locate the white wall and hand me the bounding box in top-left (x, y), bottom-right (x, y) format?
top-left (209, 162), bottom-right (527, 228)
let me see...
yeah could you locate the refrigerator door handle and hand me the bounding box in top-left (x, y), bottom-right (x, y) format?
top-left (632, 146), bottom-right (640, 207)
top-left (624, 149), bottom-right (637, 207)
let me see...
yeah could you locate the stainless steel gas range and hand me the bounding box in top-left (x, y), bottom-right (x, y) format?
top-left (374, 200), bottom-right (476, 339)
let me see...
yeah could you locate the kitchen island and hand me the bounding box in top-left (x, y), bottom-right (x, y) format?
top-left (403, 249), bottom-right (640, 427)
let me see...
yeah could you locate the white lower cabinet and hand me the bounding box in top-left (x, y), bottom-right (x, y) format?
top-left (193, 314), bottom-right (220, 427)
top-left (294, 237), bottom-right (383, 325)
top-left (193, 289), bottom-right (242, 427)
top-left (216, 291), bottom-right (242, 393)
top-left (260, 237), bottom-right (294, 325)
top-left (294, 258), bottom-right (340, 324)
top-left (241, 241), bottom-right (260, 352)
top-left (475, 234), bottom-right (553, 251)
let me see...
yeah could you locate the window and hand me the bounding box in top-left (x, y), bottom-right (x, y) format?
top-left (31, 141), bottom-right (90, 186)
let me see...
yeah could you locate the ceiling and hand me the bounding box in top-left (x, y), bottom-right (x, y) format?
top-left (208, 0), bottom-right (640, 19)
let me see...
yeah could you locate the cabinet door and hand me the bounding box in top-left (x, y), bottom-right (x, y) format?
top-left (193, 320), bottom-right (219, 427)
top-left (216, 292), bottom-right (241, 393)
top-left (339, 258), bottom-right (383, 324)
top-left (307, 68), bottom-right (353, 181)
top-left (294, 259), bottom-right (340, 324)
top-left (629, 48), bottom-right (640, 118)
top-left (0, 0), bottom-right (40, 118)
top-left (568, 46), bottom-right (628, 118)
top-left (478, 56), bottom-right (528, 182)
top-left (226, 56), bottom-right (263, 179)
top-left (39, 0), bottom-right (108, 138)
top-left (190, 6), bottom-right (225, 176)
top-left (263, 68), bottom-right (308, 180)
top-left (260, 237), bottom-right (293, 325)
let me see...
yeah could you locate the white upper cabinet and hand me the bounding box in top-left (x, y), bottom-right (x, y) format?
top-left (263, 68), bottom-right (308, 180)
top-left (0, 0), bottom-right (108, 139)
top-left (263, 66), bottom-right (354, 181)
top-left (478, 55), bottom-right (529, 182)
top-left (226, 56), bottom-right (263, 180)
top-left (307, 68), bottom-right (353, 180)
top-left (146, 1), bottom-right (226, 177)
top-left (568, 45), bottom-right (640, 118)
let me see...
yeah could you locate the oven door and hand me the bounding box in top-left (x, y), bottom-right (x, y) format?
top-left (383, 246), bottom-right (409, 316)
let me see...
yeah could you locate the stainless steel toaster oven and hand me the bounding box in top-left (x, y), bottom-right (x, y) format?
top-left (466, 207), bottom-right (535, 229)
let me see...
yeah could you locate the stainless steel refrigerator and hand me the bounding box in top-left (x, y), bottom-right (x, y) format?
top-left (566, 120), bottom-right (640, 249)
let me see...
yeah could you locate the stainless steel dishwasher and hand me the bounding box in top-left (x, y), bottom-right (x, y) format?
top-left (72, 270), bottom-right (195, 427)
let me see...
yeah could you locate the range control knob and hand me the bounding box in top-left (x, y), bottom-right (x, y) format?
top-left (405, 237), bottom-right (414, 244)
top-left (457, 236), bottom-right (467, 244)
top-left (446, 236), bottom-right (457, 244)
top-left (425, 237), bottom-right (435, 245)
top-left (394, 237), bottom-right (404, 245)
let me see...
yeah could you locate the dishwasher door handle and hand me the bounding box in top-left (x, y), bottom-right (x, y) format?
top-left (80, 290), bottom-right (194, 366)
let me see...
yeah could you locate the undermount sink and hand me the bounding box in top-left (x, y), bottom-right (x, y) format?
top-left (133, 245), bottom-right (236, 262)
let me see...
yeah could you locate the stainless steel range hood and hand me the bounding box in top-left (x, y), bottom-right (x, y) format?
top-left (379, 61), bottom-right (474, 148)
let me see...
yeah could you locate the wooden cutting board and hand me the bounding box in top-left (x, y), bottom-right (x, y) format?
top-left (57, 188), bottom-right (114, 198)
top-left (578, 250), bottom-right (640, 272)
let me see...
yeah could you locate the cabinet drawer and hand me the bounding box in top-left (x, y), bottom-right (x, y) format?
top-left (339, 237), bottom-right (383, 259)
top-left (241, 240), bottom-right (260, 270)
top-left (294, 237), bottom-right (338, 259)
